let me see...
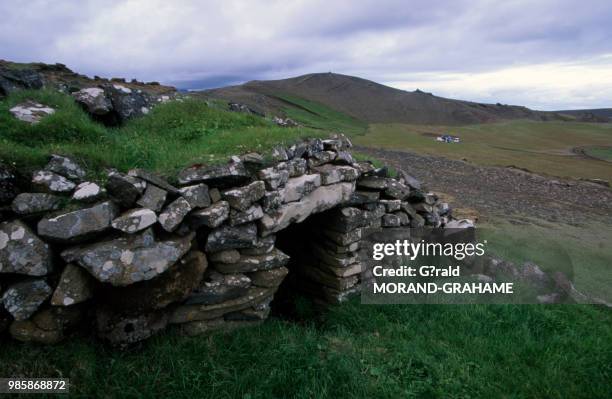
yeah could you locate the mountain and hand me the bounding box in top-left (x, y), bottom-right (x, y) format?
top-left (201, 72), bottom-right (602, 125)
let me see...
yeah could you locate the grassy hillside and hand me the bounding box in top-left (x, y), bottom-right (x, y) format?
top-left (0, 90), bottom-right (317, 178)
top-left (354, 121), bottom-right (612, 181)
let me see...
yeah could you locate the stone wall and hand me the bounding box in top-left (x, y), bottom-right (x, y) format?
top-left (0, 134), bottom-right (459, 347)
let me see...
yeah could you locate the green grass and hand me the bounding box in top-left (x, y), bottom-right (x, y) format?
top-left (1, 302), bottom-right (610, 398)
top-left (584, 146), bottom-right (612, 162)
top-left (274, 94), bottom-right (368, 136)
top-left (354, 121), bottom-right (612, 181)
top-left (0, 90), bottom-right (319, 178)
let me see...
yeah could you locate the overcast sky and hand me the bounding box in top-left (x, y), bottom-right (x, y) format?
top-left (1, 0), bottom-right (611, 110)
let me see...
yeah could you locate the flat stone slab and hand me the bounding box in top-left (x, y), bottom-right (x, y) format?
top-left (258, 182), bottom-right (355, 236)
top-left (37, 201), bottom-right (118, 243)
top-left (0, 220), bottom-right (53, 276)
top-left (112, 208), bottom-right (157, 234)
top-left (11, 193), bottom-right (62, 215)
top-left (2, 279), bottom-right (52, 321)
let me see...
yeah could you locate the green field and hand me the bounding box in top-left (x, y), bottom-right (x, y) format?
top-left (353, 121), bottom-right (612, 181)
top-left (1, 302), bottom-right (611, 398)
top-left (584, 146), bottom-right (612, 162)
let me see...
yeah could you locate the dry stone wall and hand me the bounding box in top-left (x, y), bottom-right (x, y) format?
top-left (0, 134), bottom-right (459, 347)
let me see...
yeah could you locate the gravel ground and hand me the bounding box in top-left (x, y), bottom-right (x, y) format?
top-left (356, 146), bottom-right (612, 224)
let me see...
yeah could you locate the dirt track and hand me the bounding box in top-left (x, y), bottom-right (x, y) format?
top-left (355, 146), bottom-right (612, 224)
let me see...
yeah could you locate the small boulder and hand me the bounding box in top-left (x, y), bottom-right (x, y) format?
top-left (257, 164), bottom-right (289, 190)
top-left (136, 184), bottom-right (167, 212)
top-left (222, 181), bottom-right (265, 211)
top-left (44, 155), bottom-right (86, 182)
top-left (2, 279), bottom-right (52, 321)
top-left (382, 214), bottom-right (401, 227)
top-left (184, 270), bottom-right (251, 306)
top-left (51, 263), bottom-right (95, 306)
top-left (229, 204), bottom-right (264, 226)
top-left (9, 101), bottom-right (55, 124)
top-left (0, 220), bottom-right (53, 276)
top-left (11, 193), bottom-right (62, 215)
top-left (312, 165), bottom-right (359, 185)
top-left (179, 183), bottom-right (211, 208)
top-left (105, 173), bottom-right (146, 207)
top-left (178, 160), bottom-right (250, 188)
top-left (38, 201), bottom-right (118, 243)
top-left (279, 174), bottom-right (321, 203)
top-left (72, 87), bottom-right (112, 115)
top-left (61, 229), bottom-right (194, 286)
top-left (112, 208), bottom-right (157, 234)
top-left (9, 305), bottom-right (84, 344)
top-left (31, 170), bottom-right (75, 193)
top-left (205, 223), bottom-right (258, 252)
top-left (189, 201), bottom-right (230, 229)
top-left (158, 197), bottom-right (192, 232)
top-left (213, 248), bottom-right (290, 274)
top-left (72, 182), bottom-right (105, 202)
top-left (248, 266), bottom-right (289, 288)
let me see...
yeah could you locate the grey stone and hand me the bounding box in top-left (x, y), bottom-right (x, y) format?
top-left (240, 152), bottom-right (265, 166)
top-left (136, 184), bottom-right (167, 212)
top-left (9, 305), bottom-right (84, 344)
top-left (394, 211), bottom-right (410, 226)
top-left (356, 175), bottom-right (388, 190)
top-left (239, 235), bottom-right (276, 256)
top-left (222, 180), bottom-right (265, 211)
top-left (210, 250), bottom-right (241, 264)
top-left (382, 214), bottom-right (402, 227)
top-left (213, 248), bottom-right (290, 273)
top-left (352, 161), bottom-right (376, 175)
top-left (179, 183), bottom-right (211, 208)
top-left (11, 193), bottom-right (62, 215)
top-left (9, 101), bottom-right (55, 124)
top-left (178, 160), bottom-right (250, 188)
top-left (205, 223), bottom-right (258, 252)
top-left (105, 173), bottom-right (146, 207)
top-left (0, 220), bottom-right (53, 276)
top-left (37, 201), bottom-right (118, 243)
top-left (259, 182), bottom-right (355, 236)
top-left (257, 164), bottom-right (289, 190)
top-left (61, 229), bottom-right (194, 286)
top-left (380, 200), bottom-right (401, 212)
top-left (184, 270), bottom-right (251, 305)
top-left (279, 174), bottom-right (321, 203)
top-left (229, 204), bottom-right (264, 226)
top-left (190, 201), bottom-right (230, 229)
top-left (128, 169), bottom-right (179, 194)
top-left (31, 170), bottom-right (75, 193)
top-left (261, 191), bottom-right (282, 212)
top-left (397, 169), bottom-right (422, 190)
top-left (72, 182), bottom-right (105, 202)
top-left (346, 190), bottom-right (380, 205)
top-left (312, 165), bottom-right (359, 185)
top-left (51, 264), bottom-right (95, 306)
top-left (333, 151), bottom-right (355, 165)
top-left (287, 158), bottom-right (307, 177)
top-left (2, 279), bottom-right (52, 321)
top-left (158, 197), bottom-right (192, 232)
top-left (209, 188), bottom-right (222, 203)
top-left (72, 87), bottom-right (112, 115)
top-left (248, 266), bottom-right (289, 288)
top-left (45, 155), bottom-right (86, 182)
top-left (112, 208), bottom-right (157, 234)
top-left (308, 151), bottom-right (337, 167)
top-left (328, 207), bottom-right (365, 232)
top-left (271, 146), bottom-right (289, 162)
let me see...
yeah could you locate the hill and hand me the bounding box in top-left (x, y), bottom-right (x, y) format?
top-left (555, 108), bottom-right (612, 122)
top-left (202, 72), bottom-right (604, 125)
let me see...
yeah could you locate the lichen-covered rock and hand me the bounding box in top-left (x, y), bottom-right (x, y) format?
top-left (136, 184), bottom-right (167, 212)
top-left (213, 249), bottom-right (290, 274)
top-left (178, 160), bottom-right (250, 188)
top-left (0, 220), bottom-right (53, 276)
top-left (261, 191), bottom-right (282, 212)
top-left (333, 150), bottom-right (355, 165)
top-left (308, 151), bottom-right (337, 168)
top-left (322, 227), bottom-right (362, 246)
top-left (356, 175), bottom-right (388, 190)
top-left (189, 201), bottom-right (230, 229)
top-left (209, 187), bottom-right (222, 203)
top-left (45, 155), bottom-right (86, 182)
top-left (51, 264), bottom-right (95, 306)
top-left (397, 169), bottom-right (422, 190)
top-left (312, 165), bottom-right (359, 185)
top-left (346, 190), bottom-right (380, 205)
top-left (11, 193), bottom-right (62, 215)
top-left (112, 208), bottom-right (157, 234)
top-left (239, 235), bottom-right (276, 256)
top-left (248, 266), bottom-right (289, 288)
top-left (222, 181), bottom-right (265, 211)
top-left (9, 305), bottom-right (84, 344)
top-left (205, 223), bottom-right (258, 252)
top-left (326, 207), bottom-right (364, 232)
top-left (101, 250), bottom-right (207, 312)
top-left (379, 200), bottom-right (401, 212)
top-left (72, 87), bottom-right (112, 115)
top-left (32, 170), bottom-right (75, 193)
top-left (259, 182), bottom-right (355, 236)
top-left (287, 158), bottom-right (307, 177)
top-left (257, 164), bottom-right (289, 190)
top-left (9, 101), bottom-right (55, 123)
top-left (96, 306), bottom-right (169, 347)
top-left (106, 173), bottom-right (146, 207)
top-left (382, 213), bottom-right (401, 227)
top-left (38, 201), bottom-right (118, 243)
top-left (279, 174), bottom-right (321, 203)
top-left (158, 197), bottom-right (192, 232)
top-left (2, 279), bottom-right (52, 321)
top-left (61, 229), bottom-right (194, 286)
top-left (384, 180), bottom-right (411, 200)
top-left (72, 182), bottom-right (105, 202)
top-left (184, 270), bottom-right (251, 305)
top-left (128, 168), bottom-right (179, 194)
top-left (394, 211), bottom-right (410, 226)
top-left (179, 183), bottom-right (211, 208)
top-left (229, 204), bottom-right (264, 226)
top-left (170, 286), bottom-right (275, 324)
